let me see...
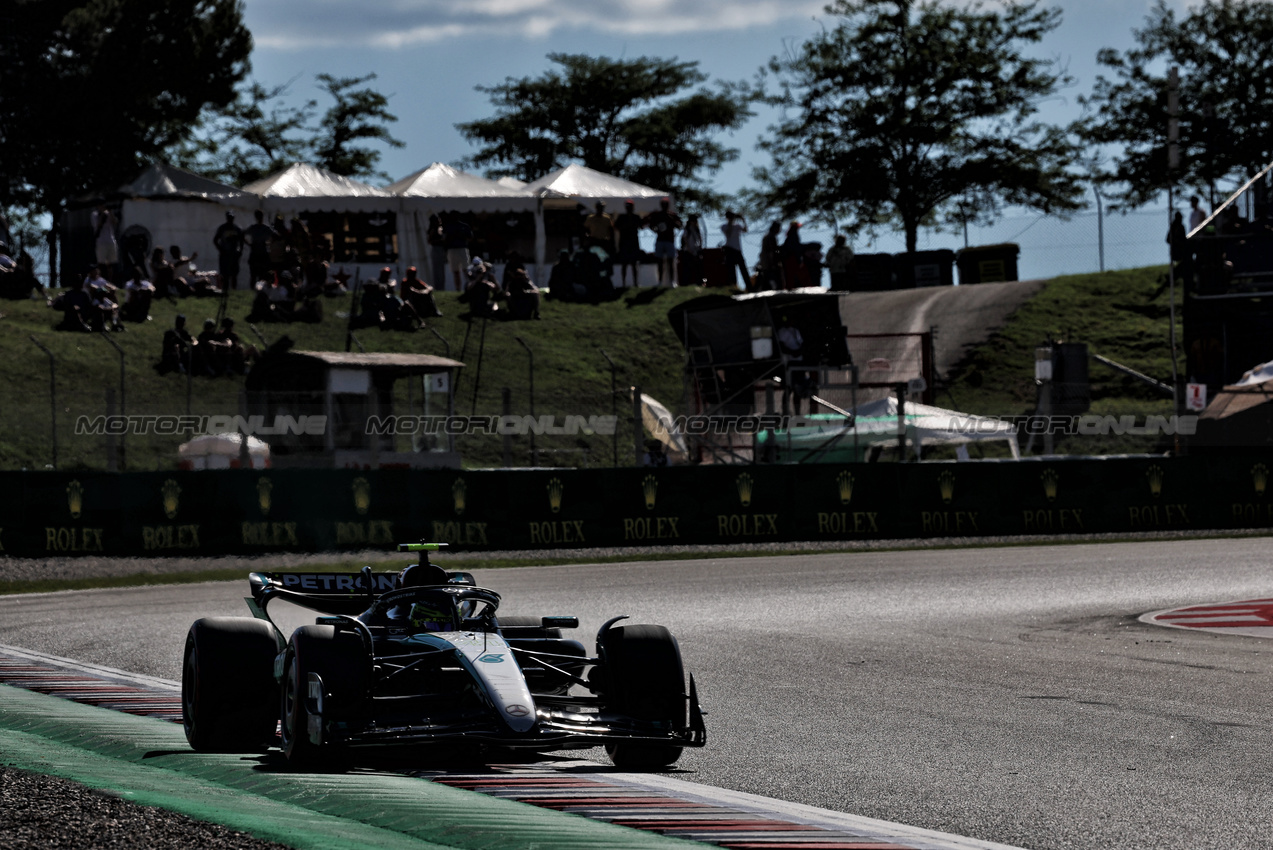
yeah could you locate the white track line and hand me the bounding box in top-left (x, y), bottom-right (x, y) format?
top-left (0, 643), bottom-right (180, 692)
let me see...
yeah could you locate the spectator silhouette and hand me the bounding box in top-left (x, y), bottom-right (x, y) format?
top-left (681, 213), bottom-right (705, 287)
top-left (213, 211), bottom-right (244, 290)
top-left (720, 210), bottom-right (749, 289)
top-left (157, 314), bottom-right (195, 374)
top-left (615, 200), bottom-right (644, 287)
top-left (244, 210), bottom-right (274, 286)
top-left (121, 266), bottom-right (155, 322)
top-left (643, 198), bottom-right (682, 286)
top-left (402, 266), bottom-right (442, 319)
top-left (443, 212), bottom-right (474, 292)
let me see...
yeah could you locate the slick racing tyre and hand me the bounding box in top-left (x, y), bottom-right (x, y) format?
top-left (598, 624), bottom-right (686, 770)
top-left (280, 625), bottom-right (367, 768)
top-left (182, 617), bottom-right (279, 752)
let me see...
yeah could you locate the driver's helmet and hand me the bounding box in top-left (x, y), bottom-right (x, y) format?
top-left (407, 591), bottom-right (459, 632)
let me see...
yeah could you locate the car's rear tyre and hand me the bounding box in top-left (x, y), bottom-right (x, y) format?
top-left (182, 617), bottom-right (279, 752)
top-left (598, 624), bottom-right (686, 770)
top-left (280, 625), bottom-right (367, 768)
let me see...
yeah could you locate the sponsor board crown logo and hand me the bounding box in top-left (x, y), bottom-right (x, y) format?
top-left (837, 471), bottom-right (854, 505)
top-left (352, 477), bottom-right (371, 515)
top-left (162, 479), bottom-right (181, 519)
top-left (547, 477), bottom-right (564, 513)
top-left (938, 470), bottom-right (956, 504)
top-left (643, 475), bottom-right (658, 510)
top-left (1253, 463), bottom-right (1268, 497)
top-left (257, 477), bottom-right (272, 516)
top-left (452, 478), bottom-right (467, 515)
top-left (1146, 464), bottom-right (1164, 498)
top-left (736, 473), bottom-right (754, 508)
top-left (1041, 468), bottom-right (1059, 502)
top-left (67, 480), bottom-right (83, 519)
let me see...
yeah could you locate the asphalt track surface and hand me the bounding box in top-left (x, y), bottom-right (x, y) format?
top-left (1, 537), bottom-right (1271, 850)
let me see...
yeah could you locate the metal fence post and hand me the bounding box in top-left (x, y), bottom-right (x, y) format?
top-left (99, 331), bottom-right (125, 471)
top-left (515, 336), bottom-right (536, 467)
top-left (600, 348), bottom-right (617, 466)
top-left (501, 387), bottom-right (512, 466)
top-left (632, 384), bottom-right (643, 467)
top-left (29, 336), bottom-right (57, 470)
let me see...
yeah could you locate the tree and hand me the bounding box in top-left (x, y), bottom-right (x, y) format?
top-left (456, 53), bottom-right (753, 207)
top-left (0, 0), bottom-right (251, 282)
top-left (1077, 0), bottom-right (1273, 210)
top-left (174, 79), bottom-right (317, 186)
top-left (0, 0), bottom-right (250, 213)
top-left (312, 73), bottom-right (404, 181)
top-left (179, 72), bottom-right (403, 184)
top-left (752, 0), bottom-right (1084, 252)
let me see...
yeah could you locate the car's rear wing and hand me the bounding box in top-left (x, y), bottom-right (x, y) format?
top-left (248, 569), bottom-right (477, 618)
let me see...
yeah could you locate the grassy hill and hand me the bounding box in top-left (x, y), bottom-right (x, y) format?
top-left (0, 285), bottom-right (700, 471)
top-left (941, 264), bottom-right (1182, 456)
top-left (0, 264), bottom-right (1182, 470)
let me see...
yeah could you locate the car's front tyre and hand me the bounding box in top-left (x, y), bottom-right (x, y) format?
top-left (279, 625), bottom-right (367, 768)
top-left (598, 623), bottom-right (686, 770)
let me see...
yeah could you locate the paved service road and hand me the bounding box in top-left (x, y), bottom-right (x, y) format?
top-left (1, 537), bottom-right (1271, 850)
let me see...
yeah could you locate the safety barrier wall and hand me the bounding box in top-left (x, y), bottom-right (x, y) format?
top-left (3, 456), bottom-right (1273, 558)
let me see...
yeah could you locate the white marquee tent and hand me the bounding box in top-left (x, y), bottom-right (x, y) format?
top-left (67, 161), bottom-right (672, 288)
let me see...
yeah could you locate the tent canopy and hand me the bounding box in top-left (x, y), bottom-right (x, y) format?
top-left (243, 163), bottom-right (388, 198)
top-left (122, 162), bottom-right (250, 202)
top-left (526, 164), bottom-right (668, 213)
top-left (388, 162), bottom-right (532, 201)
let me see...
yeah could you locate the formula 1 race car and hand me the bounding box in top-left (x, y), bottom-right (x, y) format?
top-left (181, 543), bottom-right (705, 769)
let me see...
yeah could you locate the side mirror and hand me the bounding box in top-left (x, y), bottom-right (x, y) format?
top-left (541, 616), bottom-right (578, 630)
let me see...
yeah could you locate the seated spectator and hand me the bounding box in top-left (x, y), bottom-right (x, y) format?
top-left (157, 314), bottom-right (195, 374)
top-left (402, 266), bottom-right (442, 318)
top-left (505, 265), bottom-right (541, 320)
top-left (170, 245), bottom-right (220, 297)
top-left (150, 247), bottom-right (189, 298)
top-left (121, 266), bottom-right (155, 322)
top-left (248, 274), bottom-right (296, 323)
top-left (195, 318), bottom-right (231, 376)
top-left (292, 290), bottom-right (324, 324)
top-left (575, 246), bottom-right (614, 302)
top-left (459, 257), bottom-right (504, 317)
top-left (52, 280), bottom-right (94, 331)
top-left (546, 249), bottom-right (582, 301)
top-left (327, 266), bottom-right (352, 296)
top-left (84, 266), bottom-right (123, 331)
top-left (353, 281), bottom-right (386, 329)
top-left (217, 318), bottom-right (258, 374)
top-left (0, 243), bottom-right (39, 301)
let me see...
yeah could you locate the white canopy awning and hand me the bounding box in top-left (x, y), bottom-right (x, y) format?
top-left (243, 163), bottom-right (392, 214)
top-left (388, 162), bottom-right (533, 202)
top-left (525, 163), bottom-right (669, 213)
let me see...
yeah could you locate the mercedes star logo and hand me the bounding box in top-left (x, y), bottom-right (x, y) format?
top-left (505, 704), bottom-right (530, 717)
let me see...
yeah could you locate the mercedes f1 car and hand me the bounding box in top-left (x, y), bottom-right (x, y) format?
top-left (181, 543), bottom-right (705, 769)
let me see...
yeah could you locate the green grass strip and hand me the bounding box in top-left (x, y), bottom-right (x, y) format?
top-left (0, 684), bottom-right (697, 850)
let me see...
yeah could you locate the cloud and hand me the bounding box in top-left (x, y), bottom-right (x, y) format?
top-left (249, 0), bottom-right (827, 50)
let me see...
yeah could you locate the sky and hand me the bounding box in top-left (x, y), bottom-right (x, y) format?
top-left (239, 0), bottom-right (1189, 279)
